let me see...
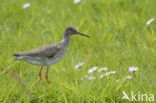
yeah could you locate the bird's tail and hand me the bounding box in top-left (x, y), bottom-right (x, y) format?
top-left (13, 56), bottom-right (24, 60)
top-left (13, 53), bottom-right (24, 60)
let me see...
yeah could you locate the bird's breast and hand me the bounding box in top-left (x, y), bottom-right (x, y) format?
top-left (47, 46), bottom-right (68, 66)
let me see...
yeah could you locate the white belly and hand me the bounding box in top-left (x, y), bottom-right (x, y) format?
top-left (21, 56), bottom-right (45, 66)
top-left (25, 59), bottom-right (44, 65)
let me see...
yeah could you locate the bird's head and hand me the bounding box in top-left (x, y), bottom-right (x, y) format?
top-left (64, 27), bottom-right (89, 38)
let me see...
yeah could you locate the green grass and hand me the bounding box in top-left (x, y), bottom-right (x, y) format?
top-left (0, 0), bottom-right (156, 102)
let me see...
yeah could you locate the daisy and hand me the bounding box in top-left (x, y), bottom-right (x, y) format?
top-left (105, 72), bottom-right (111, 76)
top-left (73, 0), bottom-right (81, 4)
top-left (88, 76), bottom-right (96, 80)
top-left (126, 75), bottom-right (132, 79)
top-left (100, 71), bottom-right (116, 78)
top-left (88, 66), bottom-right (97, 74)
top-left (100, 74), bottom-right (105, 78)
top-left (74, 62), bottom-right (84, 70)
top-left (116, 79), bottom-right (120, 82)
top-left (105, 71), bottom-right (116, 75)
top-left (81, 75), bottom-right (88, 80)
top-left (110, 71), bottom-right (116, 74)
top-left (23, 3), bottom-right (30, 9)
top-left (146, 18), bottom-right (154, 25)
top-left (97, 67), bottom-right (108, 72)
top-left (80, 77), bottom-right (84, 80)
top-left (47, 10), bottom-right (51, 14)
top-left (128, 67), bottom-right (139, 73)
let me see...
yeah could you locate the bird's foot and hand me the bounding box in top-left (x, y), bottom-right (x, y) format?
top-left (39, 74), bottom-right (42, 80)
top-left (39, 66), bottom-right (43, 80)
top-left (46, 77), bottom-right (50, 85)
top-left (45, 67), bottom-right (50, 85)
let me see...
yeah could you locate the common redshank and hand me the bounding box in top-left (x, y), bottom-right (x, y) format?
top-left (13, 27), bottom-right (89, 84)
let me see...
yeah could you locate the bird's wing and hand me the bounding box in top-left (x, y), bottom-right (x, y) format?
top-left (13, 42), bottom-right (64, 58)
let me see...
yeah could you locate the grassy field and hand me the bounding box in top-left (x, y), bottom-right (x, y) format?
top-left (0, 0), bottom-right (156, 102)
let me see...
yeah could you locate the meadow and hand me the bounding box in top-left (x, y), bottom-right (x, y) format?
top-left (0, 0), bottom-right (156, 102)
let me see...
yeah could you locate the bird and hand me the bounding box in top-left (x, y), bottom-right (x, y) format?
top-left (13, 27), bottom-right (89, 84)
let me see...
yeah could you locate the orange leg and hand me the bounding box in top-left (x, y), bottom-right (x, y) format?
top-left (39, 66), bottom-right (43, 80)
top-left (46, 67), bottom-right (50, 85)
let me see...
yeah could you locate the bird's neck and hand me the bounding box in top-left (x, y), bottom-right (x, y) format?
top-left (62, 34), bottom-right (71, 46)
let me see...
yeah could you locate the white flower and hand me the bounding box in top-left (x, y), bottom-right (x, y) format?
top-left (126, 75), bottom-right (132, 79)
top-left (116, 79), bottom-right (120, 82)
top-left (105, 71), bottom-right (116, 75)
top-left (73, 0), bottom-right (81, 4)
top-left (110, 71), bottom-right (116, 74)
top-left (128, 67), bottom-right (139, 73)
top-left (81, 77), bottom-right (84, 80)
top-left (99, 71), bottom-right (116, 78)
top-left (88, 76), bottom-right (96, 80)
top-left (146, 18), bottom-right (154, 25)
top-left (116, 41), bottom-right (120, 45)
top-left (74, 62), bottom-right (84, 70)
top-left (81, 75), bottom-right (88, 80)
top-left (88, 66), bottom-right (97, 74)
top-left (105, 72), bottom-right (111, 76)
top-left (98, 67), bottom-right (108, 72)
top-left (84, 75), bottom-right (88, 78)
top-left (100, 74), bottom-right (105, 78)
top-left (81, 75), bottom-right (96, 80)
top-left (47, 10), bottom-right (51, 14)
top-left (23, 3), bottom-right (30, 9)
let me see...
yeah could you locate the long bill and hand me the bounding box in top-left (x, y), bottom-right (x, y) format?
top-left (76, 32), bottom-right (90, 38)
